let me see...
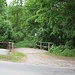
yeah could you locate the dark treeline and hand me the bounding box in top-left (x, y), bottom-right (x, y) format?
top-left (0, 0), bottom-right (75, 55)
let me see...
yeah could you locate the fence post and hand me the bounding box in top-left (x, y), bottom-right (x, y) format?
top-left (48, 43), bottom-right (50, 51)
top-left (40, 42), bottom-right (42, 50)
top-left (8, 42), bottom-right (11, 52)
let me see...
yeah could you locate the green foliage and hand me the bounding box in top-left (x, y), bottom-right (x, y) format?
top-left (49, 45), bottom-right (75, 57)
top-left (0, 52), bottom-right (25, 62)
top-left (50, 45), bottom-right (64, 54)
top-left (61, 49), bottom-right (75, 57)
top-left (0, 0), bottom-right (75, 57)
top-left (0, 0), bottom-right (14, 42)
top-left (0, 0), bottom-right (6, 14)
top-left (14, 39), bottom-right (35, 48)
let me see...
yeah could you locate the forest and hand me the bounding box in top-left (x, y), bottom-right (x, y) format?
top-left (0, 0), bottom-right (75, 56)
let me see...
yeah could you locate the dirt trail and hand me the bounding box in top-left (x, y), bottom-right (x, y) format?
top-left (14, 48), bottom-right (75, 68)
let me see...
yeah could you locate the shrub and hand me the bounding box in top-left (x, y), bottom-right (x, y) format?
top-left (50, 45), bottom-right (64, 53)
top-left (61, 49), bottom-right (75, 57)
top-left (14, 39), bottom-right (35, 48)
top-left (49, 45), bottom-right (75, 57)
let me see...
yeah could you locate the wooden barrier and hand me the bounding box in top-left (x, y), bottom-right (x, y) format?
top-left (0, 42), bottom-right (14, 52)
top-left (35, 42), bottom-right (53, 50)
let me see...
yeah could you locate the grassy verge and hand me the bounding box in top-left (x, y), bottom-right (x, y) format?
top-left (49, 45), bottom-right (75, 57)
top-left (0, 52), bottom-right (25, 62)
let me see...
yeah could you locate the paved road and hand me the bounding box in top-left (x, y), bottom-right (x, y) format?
top-left (0, 61), bottom-right (75, 75)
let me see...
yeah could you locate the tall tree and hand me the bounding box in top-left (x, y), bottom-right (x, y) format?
top-left (0, 0), bottom-right (13, 42)
top-left (22, 0), bottom-right (75, 47)
top-left (7, 0), bottom-right (24, 42)
top-left (7, 0), bottom-right (75, 48)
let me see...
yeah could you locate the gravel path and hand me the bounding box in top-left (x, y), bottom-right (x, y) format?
top-left (14, 48), bottom-right (75, 68)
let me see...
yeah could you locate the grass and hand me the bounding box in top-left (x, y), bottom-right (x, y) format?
top-left (0, 52), bottom-right (25, 62)
top-left (49, 45), bottom-right (75, 57)
top-left (46, 52), bottom-right (75, 60)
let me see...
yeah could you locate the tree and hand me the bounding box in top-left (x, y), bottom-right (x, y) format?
top-left (6, 0), bottom-right (75, 48)
top-left (23, 0), bottom-right (75, 48)
top-left (7, 0), bottom-right (25, 42)
top-left (0, 0), bottom-right (13, 42)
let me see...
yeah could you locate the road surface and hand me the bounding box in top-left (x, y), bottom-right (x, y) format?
top-left (0, 61), bottom-right (75, 75)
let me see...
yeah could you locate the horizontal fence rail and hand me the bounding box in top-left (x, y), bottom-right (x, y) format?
top-left (0, 42), bottom-right (14, 52)
top-left (35, 42), bottom-right (53, 50)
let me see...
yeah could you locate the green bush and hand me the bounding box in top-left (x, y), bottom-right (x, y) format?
top-left (14, 39), bottom-right (35, 48)
top-left (49, 45), bottom-right (75, 57)
top-left (50, 45), bottom-right (64, 53)
top-left (61, 49), bottom-right (75, 57)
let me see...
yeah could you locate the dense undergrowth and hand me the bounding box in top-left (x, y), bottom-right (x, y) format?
top-left (14, 39), bottom-right (35, 48)
top-left (49, 45), bottom-right (75, 57)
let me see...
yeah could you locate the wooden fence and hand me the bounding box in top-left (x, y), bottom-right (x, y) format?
top-left (35, 42), bottom-right (53, 50)
top-left (0, 42), bottom-right (14, 52)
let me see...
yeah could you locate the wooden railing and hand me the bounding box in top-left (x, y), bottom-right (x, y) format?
top-left (0, 42), bottom-right (14, 52)
top-left (35, 42), bottom-right (53, 50)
